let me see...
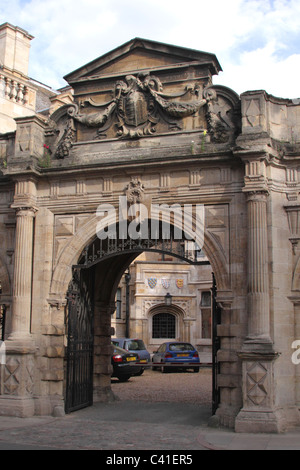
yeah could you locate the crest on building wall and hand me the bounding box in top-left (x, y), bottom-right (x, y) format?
top-left (44, 38), bottom-right (241, 159)
top-left (161, 278), bottom-right (171, 289)
top-left (176, 278), bottom-right (184, 289)
top-left (67, 73), bottom-right (207, 141)
top-left (148, 278), bottom-right (157, 289)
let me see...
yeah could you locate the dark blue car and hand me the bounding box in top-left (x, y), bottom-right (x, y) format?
top-left (112, 338), bottom-right (150, 375)
top-left (152, 342), bottom-right (200, 373)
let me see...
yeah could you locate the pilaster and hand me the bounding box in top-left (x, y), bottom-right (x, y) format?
top-left (244, 190), bottom-right (273, 347)
top-left (0, 204), bottom-right (37, 416)
top-left (9, 206), bottom-right (37, 341)
top-left (235, 154), bottom-right (284, 432)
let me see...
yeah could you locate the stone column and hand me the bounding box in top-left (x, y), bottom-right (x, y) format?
top-left (9, 207), bottom-right (37, 340)
top-left (0, 206), bottom-right (37, 417)
top-left (235, 190), bottom-right (284, 433)
top-left (245, 191), bottom-right (272, 347)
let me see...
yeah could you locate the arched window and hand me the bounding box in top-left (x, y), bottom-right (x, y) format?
top-left (152, 312), bottom-right (176, 339)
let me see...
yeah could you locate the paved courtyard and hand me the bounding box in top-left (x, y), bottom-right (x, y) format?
top-left (111, 367), bottom-right (212, 405)
top-left (1, 368), bottom-right (300, 451)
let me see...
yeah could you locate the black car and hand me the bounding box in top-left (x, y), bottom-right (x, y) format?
top-left (111, 345), bottom-right (141, 382)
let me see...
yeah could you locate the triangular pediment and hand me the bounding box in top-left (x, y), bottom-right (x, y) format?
top-left (64, 37), bottom-right (222, 84)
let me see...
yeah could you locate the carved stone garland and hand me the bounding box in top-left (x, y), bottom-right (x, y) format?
top-left (46, 75), bottom-right (234, 159)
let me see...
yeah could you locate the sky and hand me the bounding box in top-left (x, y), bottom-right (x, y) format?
top-left (1, 0), bottom-right (300, 98)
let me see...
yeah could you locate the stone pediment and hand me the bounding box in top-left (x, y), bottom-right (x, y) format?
top-left (64, 37), bottom-right (222, 83)
top-left (45, 38), bottom-right (240, 159)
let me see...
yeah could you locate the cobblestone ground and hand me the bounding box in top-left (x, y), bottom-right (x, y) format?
top-left (111, 367), bottom-right (212, 404)
top-left (0, 367), bottom-right (213, 450)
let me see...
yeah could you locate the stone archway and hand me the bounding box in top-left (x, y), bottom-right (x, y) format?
top-left (50, 212), bottom-right (230, 302)
top-left (2, 33), bottom-right (300, 434)
top-left (49, 209), bottom-right (231, 414)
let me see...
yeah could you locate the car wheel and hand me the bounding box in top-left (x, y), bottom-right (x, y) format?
top-left (161, 365), bottom-right (169, 373)
top-left (193, 367), bottom-right (199, 373)
top-left (118, 375), bottom-right (131, 382)
top-left (134, 368), bottom-right (144, 376)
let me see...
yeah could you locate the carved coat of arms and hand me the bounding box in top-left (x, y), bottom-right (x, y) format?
top-left (148, 278), bottom-right (157, 289)
top-left (47, 72), bottom-right (238, 159)
top-left (65, 73), bottom-right (207, 142)
top-left (161, 278), bottom-right (171, 289)
top-left (176, 279), bottom-right (184, 289)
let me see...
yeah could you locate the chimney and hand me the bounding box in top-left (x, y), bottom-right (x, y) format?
top-left (0, 22), bottom-right (34, 78)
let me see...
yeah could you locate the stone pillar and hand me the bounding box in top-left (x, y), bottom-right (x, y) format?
top-left (9, 207), bottom-right (37, 340)
top-left (214, 295), bottom-right (242, 429)
top-left (235, 190), bottom-right (284, 433)
top-left (0, 206), bottom-right (37, 417)
top-left (245, 191), bottom-right (272, 346)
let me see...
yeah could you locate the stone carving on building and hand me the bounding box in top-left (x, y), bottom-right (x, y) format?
top-left (204, 86), bottom-right (240, 143)
top-left (125, 177), bottom-right (145, 204)
top-left (69, 73), bottom-right (207, 139)
top-left (44, 75), bottom-right (240, 158)
top-left (246, 362), bottom-right (268, 406)
top-left (45, 107), bottom-right (77, 159)
top-left (54, 116), bottom-right (76, 159)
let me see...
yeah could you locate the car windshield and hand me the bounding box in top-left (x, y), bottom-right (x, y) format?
top-left (169, 343), bottom-right (195, 351)
top-left (125, 339), bottom-right (146, 350)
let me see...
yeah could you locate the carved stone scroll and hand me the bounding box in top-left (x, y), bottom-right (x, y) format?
top-left (60, 74), bottom-right (209, 143)
top-left (45, 75), bottom-right (241, 157)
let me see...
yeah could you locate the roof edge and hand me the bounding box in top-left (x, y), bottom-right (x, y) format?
top-left (63, 37), bottom-right (222, 83)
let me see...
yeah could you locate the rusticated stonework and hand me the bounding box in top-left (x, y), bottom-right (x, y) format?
top-left (3, 356), bottom-right (20, 395)
top-left (246, 362), bottom-right (268, 406)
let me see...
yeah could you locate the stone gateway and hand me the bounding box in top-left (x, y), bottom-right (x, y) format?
top-left (0, 23), bottom-right (300, 433)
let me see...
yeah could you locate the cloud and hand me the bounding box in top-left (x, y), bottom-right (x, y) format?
top-left (1, 0), bottom-right (300, 97)
top-left (215, 42), bottom-right (300, 98)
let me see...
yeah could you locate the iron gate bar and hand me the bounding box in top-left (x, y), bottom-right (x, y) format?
top-left (0, 305), bottom-right (6, 341)
top-left (65, 268), bottom-right (94, 414)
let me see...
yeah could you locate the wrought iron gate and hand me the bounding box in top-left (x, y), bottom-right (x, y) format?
top-left (0, 305), bottom-right (6, 341)
top-left (211, 273), bottom-right (221, 415)
top-left (65, 268), bottom-right (94, 413)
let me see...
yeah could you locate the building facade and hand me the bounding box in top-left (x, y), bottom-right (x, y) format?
top-left (0, 23), bottom-right (300, 433)
top-left (112, 252), bottom-right (213, 361)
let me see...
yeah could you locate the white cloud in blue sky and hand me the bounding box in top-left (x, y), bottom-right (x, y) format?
top-left (0, 0), bottom-right (299, 98)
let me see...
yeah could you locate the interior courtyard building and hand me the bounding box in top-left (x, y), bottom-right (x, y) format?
top-left (1, 22), bottom-right (300, 433)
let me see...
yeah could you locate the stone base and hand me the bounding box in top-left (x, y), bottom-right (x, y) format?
top-left (213, 404), bottom-right (241, 429)
top-left (93, 386), bottom-right (118, 403)
top-left (235, 407), bottom-right (287, 433)
top-left (33, 395), bottom-right (65, 417)
top-left (0, 395), bottom-right (35, 418)
top-left (283, 406), bottom-right (300, 428)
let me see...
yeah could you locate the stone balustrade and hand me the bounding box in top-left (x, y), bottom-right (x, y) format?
top-left (0, 73), bottom-right (32, 107)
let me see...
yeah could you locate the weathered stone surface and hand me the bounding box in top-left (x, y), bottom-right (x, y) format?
top-left (0, 25), bottom-right (299, 433)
